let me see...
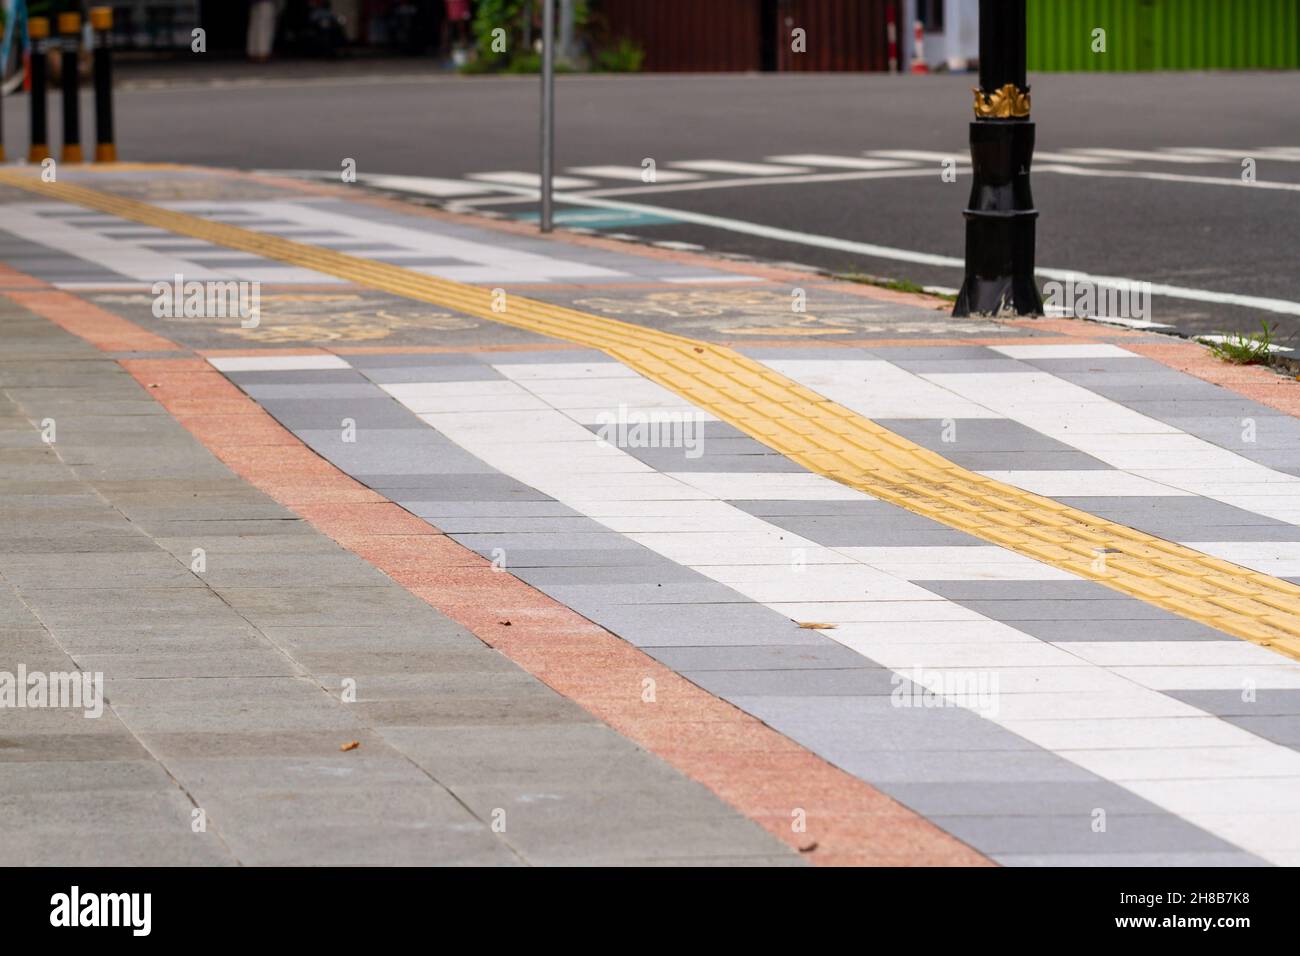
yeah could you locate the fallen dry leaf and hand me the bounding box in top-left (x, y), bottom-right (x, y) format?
top-left (798, 841), bottom-right (819, 853)
top-left (498, 619), bottom-right (512, 626)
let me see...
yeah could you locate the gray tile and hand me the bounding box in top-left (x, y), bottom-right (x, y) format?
top-left (584, 603), bottom-right (820, 647)
top-left (875, 418), bottom-right (1102, 454)
top-left (880, 780), bottom-right (1163, 817)
top-left (1165, 688), bottom-right (1300, 716)
top-left (835, 749), bottom-right (1099, 783)
top-left (650, 642), bottom-right (873, 671)
top-left (362, 474), bottom-right (552, 500)
top-left (746, 513), bottom-right (987, 547)
top-left (511, 564), bottom-right (706, 586)
top-left (952, 599), bottom-right (1188, 621)
top-left (684, 667), bottom-right (898, 696)
top-left (729, 695), bottom-right (1034, 753)
top-left (1016, 619), bottom-right (1234, 642)
top-left (995, 851), bottom-right (1267, 867)
top-left (259, 397), bottom-right (419, 430)
top-left (932, 813), bottom-right (1245, 855)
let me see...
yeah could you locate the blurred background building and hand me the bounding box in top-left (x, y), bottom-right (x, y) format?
top-left (1, 0), bottom-right (1296, 70)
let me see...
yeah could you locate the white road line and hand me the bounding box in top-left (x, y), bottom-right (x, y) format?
top-left (1046, 163), bottom-right (1300, 194)
top-left (765, 154), bottom-right (915, 170)
top-left (567, 165), bottom-right (703, 182)
top-left (1030, 151), bottom-right (1126, 164)
top-left (867, 149), bottom-right (968, 164)
top-left (468, 171), bottom-right (598, 189)
top-left (1069, 148), bottom-right (1220, 164)
top-left (670, 159), bottom-right (813, 176)
top-left (1175, 147), bottom-right (1300, 161)
top-left (360, 174), bottom-right (499, 198)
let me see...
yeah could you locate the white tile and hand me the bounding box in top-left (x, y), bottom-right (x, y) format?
top-left (1180, 542), bottom-right (1300, 576)
top-left (992, 692), bottom-right (1206, 720)
top-left (1066, 745), bottom-right (1300, 781)
top-left (1112, 666), bottom-right (1300, 690)
top-left (490, 362), bottom-right (638, 381)
top-left (208, 355), bottom-right (351, 372)
top-left (836, 546), bottom-right (1077, 581)
top-left (1001, 717), bottom-right (1264, 750)
top-left (771, 359), bottom-right (1002, 419)
top-left (1055, 641), bottom-right (1295, 668)
top-left (1125, 777), bottom-right (1300, 815)
top-left (835, 639), bottom-right (1085, 669)
top-left (663, 472), bottom-right (869, 501)
top-left (831, 620), bottom-right (1040, 644)
top-left (764, 601), bottom-right (984, 623)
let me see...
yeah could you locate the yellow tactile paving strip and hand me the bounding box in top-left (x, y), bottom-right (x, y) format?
top-left (6, 171), bottom-right (1300, 660)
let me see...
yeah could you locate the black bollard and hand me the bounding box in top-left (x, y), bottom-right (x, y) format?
top-left (91, 7), bottom-right (116, 163)
top-left (952, 0), bottom-right (1043, 317)
top-left (27, 17), bottom-right (51, 163)
top-left (59, 12), bottom-right (83, 164)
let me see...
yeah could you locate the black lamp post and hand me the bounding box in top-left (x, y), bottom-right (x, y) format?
top-left (953, 0), bottom-right (1043, 317)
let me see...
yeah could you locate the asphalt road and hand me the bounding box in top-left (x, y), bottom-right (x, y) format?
top-left (4, 66), bottom-right (1298, 341)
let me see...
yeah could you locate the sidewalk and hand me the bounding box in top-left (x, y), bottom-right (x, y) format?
top-left (2, 164), bottom-right (1299, 866)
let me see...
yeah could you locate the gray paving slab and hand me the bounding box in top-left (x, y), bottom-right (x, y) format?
top-left (0, 300), bottom-right (797, 866)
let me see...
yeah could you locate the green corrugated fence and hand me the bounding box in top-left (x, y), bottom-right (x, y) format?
top-left (1027, 0), bottom-right (1300, 71)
